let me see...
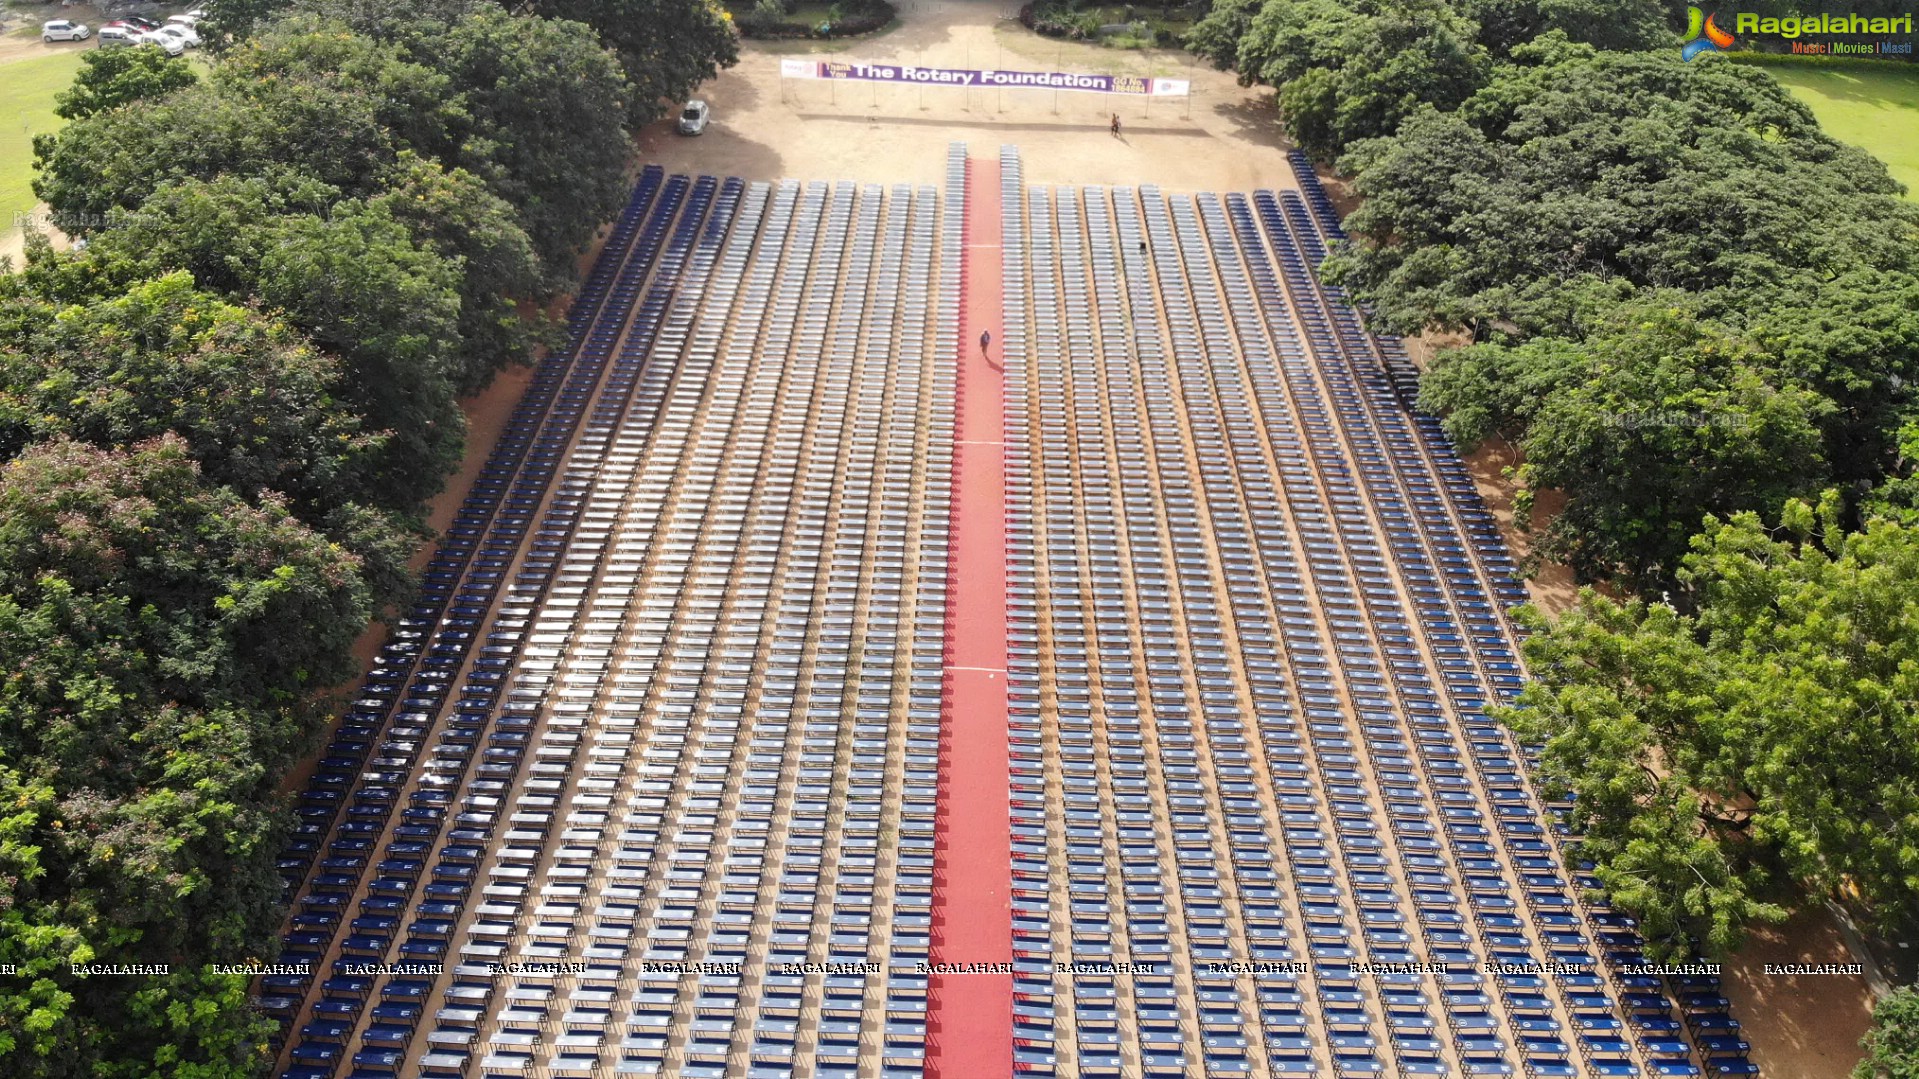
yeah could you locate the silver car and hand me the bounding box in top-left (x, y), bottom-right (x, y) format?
top-left (42, 19), bottom-right (91, 41)
top-left (677, 100), bottom-right (710, 135)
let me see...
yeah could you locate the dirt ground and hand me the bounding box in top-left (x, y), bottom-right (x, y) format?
top-left (1722, 907), bottom-right (1879, 1077)
top-left (636, 0), bottom-right (1300, 194)
top-left (0, 3), bottom-right (111, 63)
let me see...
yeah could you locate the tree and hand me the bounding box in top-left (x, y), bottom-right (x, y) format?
top-left (0, 271), bottom-right (380, 517)
top-left (532, 0), bottom-right (738, 127)
top-left (1748, 269), bottom-right (1919, 487)
top-left (55, 46), bottom-right (199, 121)
top-left (1457, 0), bottom-right (1670, 54)
top-left (426, 7), bottom-right (633, 278)
top-left (212, 14), bottom-right (465, 162)
top-left (371, 155), bottom-right (549, 392)
top-left (1456, 306), bottom-right (1833, 589)
top-left (1284, 0), bottom-right (1489, 160)
top-left (1326, 51), bottom-right (1919, 338)
top-left (0, 437), bottom-right (368, 1077)
top-left (203, 8), bottom-right (623, 281)
top-left (1508, 495), bottom-right (1919, 959)
top-left (83, 174), bottom-right (468, 512)
top-left (0, 436), bottom-right (369, 712)
top-left (1857, 985), bottom-right (1919, 1079)
top-left (1186, 0), bottom-right (1489, 160)
top-left (33, 80), bottom-right (399, 232)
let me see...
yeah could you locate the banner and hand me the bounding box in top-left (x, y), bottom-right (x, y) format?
top-left (782, 58), bottom-right (1190, 97)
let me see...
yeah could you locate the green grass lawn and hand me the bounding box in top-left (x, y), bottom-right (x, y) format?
top-left (0, 50), bottom-right (85, 230)
top-left (1765, 63), bottom-right (1919, 200)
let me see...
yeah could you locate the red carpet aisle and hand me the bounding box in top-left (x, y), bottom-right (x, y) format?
top-left (925, 154), bottom-right (1016, 1079)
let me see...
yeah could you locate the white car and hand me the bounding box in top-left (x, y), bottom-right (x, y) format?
top-left (138, 30), bottom-right (186, 55)
top-left (41, 19), bottom-right (91, 42)
top-left (677, 100), bottom-right (710, 135)
top-left (97, 25), bottom-right (140, 46)
top-left (167, 12), bottom-right (201, 29)
top-left (154, 24), bottom-right (199, 48)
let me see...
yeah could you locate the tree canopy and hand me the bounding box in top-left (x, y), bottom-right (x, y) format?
top-left (1857, 985), bottom-right (1919, 1079)
top-left (0, 436), bottom-right (366, 1077)
top-left (1423, 305), bottom-right (1835, 588)
top-left (1295, 42), bottom-right (1919, 596)
top-left (55, 46), bottom-right (200, 122)
top-left (1507, 494), bottom-right (1919, 958)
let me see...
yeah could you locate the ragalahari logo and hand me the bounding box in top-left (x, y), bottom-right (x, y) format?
top-left (1683, 6), bottom-right (1736, 59)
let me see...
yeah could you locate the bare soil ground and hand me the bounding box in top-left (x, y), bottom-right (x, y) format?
top-left (1721, 907), bottom-right (1877, 1077)
top-left (0, 3), bottom-right (110, 62)
top-left (0, 205), bottom-right (69, 269)
top-left (636, 0), bottom-right (1300, 194)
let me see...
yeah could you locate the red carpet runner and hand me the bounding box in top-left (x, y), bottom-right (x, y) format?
top-left (925, 154), bottom-right (1015, 1078)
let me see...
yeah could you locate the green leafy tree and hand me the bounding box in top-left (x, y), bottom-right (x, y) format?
top-left (371, 155), bottom-right (549, 392)
top-left (1748, 269), bottom-right (1919, 487)
top-left (1457, 0), bottom-right (1669, 54)
top-left (1327, 51), bottom-right (1919, 337)
top-left (427, 7), bottom-right (634, 277)
top-left (55, 46), bottom-right (200, 121)
top-left (0, 436), bottom-right (368, 1076)
top-left (188, 8), bottom-right (623, 282)
top-left (1439, 306), bottom-right (1834, 589)
top-left (1188, 0), bottom-right (1489, 159)
top-left (84, 174), bottom-right (468, 512)
top-left (0, 271), bottom-right (380, 517)
top-left (1858, 985), bottom-right (1919, 1079)
top-left (533, 0), bottom-right (738, 127)
top-left (1509, 494), bottom-right (1919, 958)
top-left (33, 80), bottom-right (399, 232)
top-left (212, 15), bottom-right (465, 161)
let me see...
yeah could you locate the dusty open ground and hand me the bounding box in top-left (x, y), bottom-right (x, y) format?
top-left (637, 0), bottom-right (1298, 193)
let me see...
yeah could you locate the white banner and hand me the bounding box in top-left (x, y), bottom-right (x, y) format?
top-left (780, 58), bottom-right (1192, 97)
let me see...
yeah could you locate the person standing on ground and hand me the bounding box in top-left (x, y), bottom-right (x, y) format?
top-left (1111, 113), bottom-right (1121, 137)
top-left (980, 329), bottom-right (991, 356)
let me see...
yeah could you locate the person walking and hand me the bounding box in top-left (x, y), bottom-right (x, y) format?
top-left (979, 328), bottom-right (992, 356)
top-left (1111, 113), bottom-right (1121, 137)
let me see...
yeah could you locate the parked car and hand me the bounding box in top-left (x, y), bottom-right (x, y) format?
top-left (154, 23), bottom-right (199, 48)
top-left (41, 19), bottom-right (90, 41)
top-left (97, 25), bottom-right (140, 46)
top-left (138, 30), bottom-right (186, 55)
top-left (677, 100), bottom-right (710, 135)
top-left (166, 12), bottom-right (201, 28)
top-left (103, 16), bottom-right (162, 33)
